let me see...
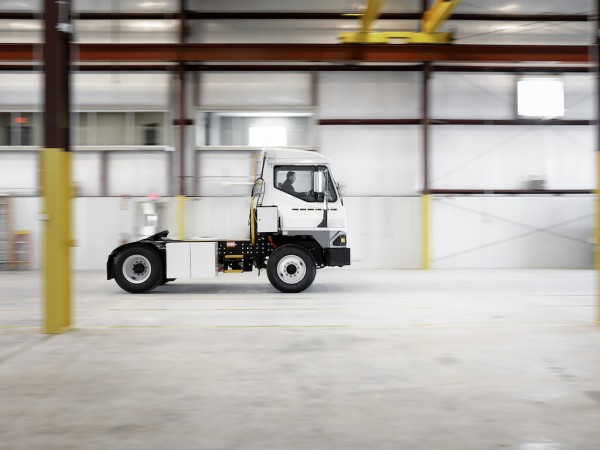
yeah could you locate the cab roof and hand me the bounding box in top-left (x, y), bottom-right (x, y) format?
top-left (263, 148), bottom-right (329, 165)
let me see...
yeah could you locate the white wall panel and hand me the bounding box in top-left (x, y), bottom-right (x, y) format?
top-left (188, 0), bottom-right (419, 12)
top-left (0, 73), bottom-right (41, 107)
top-left (73, 196), bottom-right (179, 270)
top-left (320, 125), bottom-right (422, 196)
top-left (456, 0), bottom-right (592, 14)
top-left (196, 152), bottom-right (255, 197)
top-left (0, 20), bottom-right (41, 43)
top-left (10, 194), bottom-right (595, 271)
top-left (0, 153), bottom-right (38, 196)
top-left (200, 73), bottom-right (310, 106)
top-left (451, 20), bottom-right (592, 46)
top-left (74, 0), bottom-right (177, 12)
top-left (430, 126), bottom-right (594, 190)
top-left (75, 20), bottom-right (178, 44)
top-left (72, 153), bottom-right (101, 197)
top-left (74, 197), bottom-right (138, 271)
top-left (187, 197), bottom-right (251, 240)
top-left (189, 19), bottom-right (419, 44)
top-left (108, 153), bottom-right (167, 196)
top-left (432, 196), bottom-right (594, 268)
top-left (564, 74), bottom-right (595, 120)
top-left (319, 72), bottom-right (421, 119)
top-left (431, 73), bottom-right (515, 119)
top-left (344, 197), bottom-right (422, 269)
top-left (73, 74), bottom-right (170, 107)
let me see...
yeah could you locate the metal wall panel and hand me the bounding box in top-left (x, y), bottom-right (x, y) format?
top-left (0, 153), bottom-right (37, 195)
top-left (72, 152), bottom-right (101, 196)
top-left (320, 125), bottom-right (422, 196)
top-left (430, 126), bottom-right (594, 191)
top-left (200, 73), bottom-right (311, 107)
top-left (320, 72), bottom-right (421, 119)
top-left (108, 152), bottom-right (168, 196)
top-left (432, 195), bottom-right (594, 268)
top-left (431, 73), bottom-right (515, 120)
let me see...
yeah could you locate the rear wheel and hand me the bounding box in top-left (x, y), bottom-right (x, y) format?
top-left (267, 245), bottom-right (317, 293)
top-left (114, 246), bottom-right (163, 293)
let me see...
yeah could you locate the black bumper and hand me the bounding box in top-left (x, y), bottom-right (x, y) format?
top-left (324, 248), bottom-right (351, 267)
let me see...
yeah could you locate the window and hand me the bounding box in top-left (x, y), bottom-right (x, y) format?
top-left (74, 111), bottom-right (168, 147)
top-left (249, 125), bottom-right (287, 147)
top-left (517, 77), bottom-right (565, 118)
top-left (197, 111), bottom-right (314, 147)
top-left (274, 165), bottom-right (337, 203)
top-left (0, 112), bottom-right (40, 147)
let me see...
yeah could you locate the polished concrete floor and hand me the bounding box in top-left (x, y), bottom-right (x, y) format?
top-left (0, 269), bottom-right (599, 450)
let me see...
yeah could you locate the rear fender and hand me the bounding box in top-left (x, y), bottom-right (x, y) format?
top-left (106, 240), bottom-right (166, 280)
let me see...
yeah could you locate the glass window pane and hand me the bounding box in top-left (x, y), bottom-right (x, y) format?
top-left (0, 113), bottom-right (11, 146)
top-left (97, 112), bottom-right (127, 146)
top-left (75, 112), bottom-right (91, 146)
top-left (275, 165), bottom-right (315, 202)
top-left (198, 111), bottom-right (313, 147)
top-left (134, 112), bottom-right (165, 146)
top-left (249, 126), bottom-right (287, 147)
top-left (12, 112), bottom-right (34, 146)
top-left (517, 77), bottom-right (565, 118)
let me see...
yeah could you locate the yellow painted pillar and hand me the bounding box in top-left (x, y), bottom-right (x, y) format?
top-left (176, 195), bottom-right (186, 240)
top-left (422, 194), bottom-right (431, 270)
top-left (41, 148), bottom-right (72, 334)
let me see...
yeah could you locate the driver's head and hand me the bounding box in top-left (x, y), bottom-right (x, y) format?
top-left (286, 171), bottom-right (296, 182)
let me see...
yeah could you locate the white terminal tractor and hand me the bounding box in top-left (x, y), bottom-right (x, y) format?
top-left (107, 148), bottom-right (351, 293)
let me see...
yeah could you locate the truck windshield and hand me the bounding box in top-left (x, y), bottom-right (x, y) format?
top-left (275, 165), bottom-right (337, 203)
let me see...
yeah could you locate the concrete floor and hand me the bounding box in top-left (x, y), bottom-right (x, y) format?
top-left (0, 269), bottom-right (599, 450)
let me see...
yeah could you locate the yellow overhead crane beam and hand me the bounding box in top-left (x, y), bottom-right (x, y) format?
top-left (339, 0), bottom-right (461, 44)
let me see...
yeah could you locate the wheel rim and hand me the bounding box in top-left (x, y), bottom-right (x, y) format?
top-left (122, 254), bottom-right (152, 284)
top-left (276, 255), bottom-right (306, 284)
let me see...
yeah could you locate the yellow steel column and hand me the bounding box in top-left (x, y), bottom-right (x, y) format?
top-left (176, 195), bottom-right (186, 240)
top-left (422, 194), bottom-right (431, 270)
top-left (422, 0), bottom-right (462, 34)
top-left (42, 148), bottom-right (72, 333)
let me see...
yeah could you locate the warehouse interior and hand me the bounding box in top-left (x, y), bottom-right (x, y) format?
top-left (1, 0), bottom-right (600, 448)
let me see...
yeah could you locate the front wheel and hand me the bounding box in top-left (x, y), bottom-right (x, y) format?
top-left (113, 246), bottom-right (163, 293)
top-left (267, 245), bottom-right (317, 293)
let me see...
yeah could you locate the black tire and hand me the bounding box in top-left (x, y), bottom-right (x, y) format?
top-left (113, 246), bottom-right (163, 293)
top-left (267, 244), bottom-right (317, 293)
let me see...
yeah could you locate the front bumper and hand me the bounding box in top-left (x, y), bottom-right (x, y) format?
top-left (324, 248), bottom-right (351, 267)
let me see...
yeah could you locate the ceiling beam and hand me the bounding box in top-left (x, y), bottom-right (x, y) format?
top-left (0, 63), bottom-right (591, 73)
top-left (0, 43), bottom-right (590, 63)
top-left (0, 11), bottom-right (592, 21)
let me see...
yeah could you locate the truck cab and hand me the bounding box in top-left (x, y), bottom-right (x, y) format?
top-left (107, 148), bottom-right (350, 293)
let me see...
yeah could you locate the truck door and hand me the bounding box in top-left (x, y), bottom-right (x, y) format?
top-left (272, 165), bottom-right (341, 229)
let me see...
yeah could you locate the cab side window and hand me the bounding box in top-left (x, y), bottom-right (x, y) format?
top-left (275, 166), bottom-right (315, 202)
top-left (274, 165), bottom-right (337, 203)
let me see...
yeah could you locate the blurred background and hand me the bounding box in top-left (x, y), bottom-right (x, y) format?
top-left (0, 0), bottom-right (596, 271)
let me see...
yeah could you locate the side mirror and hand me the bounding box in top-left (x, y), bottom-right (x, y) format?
top-left (251, 178), bottom-right (264, 197)
top-left (313, 171), bottom-right (325, 193)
